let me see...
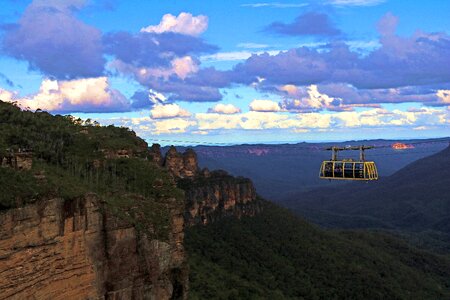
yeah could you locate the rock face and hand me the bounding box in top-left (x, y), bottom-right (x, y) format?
top-left (156, 144), bottom-right (262, 226)
top-left (163, 146), bottom-right (198, 179)
top-left (0, 194), bottom-right (188, 300)
top-left (0, 144), bottom-right (261, 300)
top-left (181, 171), bottom-right (261, 226)
top-left (149, 144), bottom-right (163, 166)
top-left (1, 150), bottom-right (33, 170)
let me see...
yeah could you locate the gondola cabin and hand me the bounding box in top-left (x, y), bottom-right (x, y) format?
top-left (319, 146), bottom-right (378, 181)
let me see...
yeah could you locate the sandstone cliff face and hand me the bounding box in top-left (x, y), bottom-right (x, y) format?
top-left (0, 143), bottom-right (261, 300)
top-left (161, 146), bottom-right (198, 179)
top-left (181, 171), bottom-right (261, 226)
top-left (0, 194), bottom-right (188, 300)
top-left (157, 145), bottom-right (262, 227)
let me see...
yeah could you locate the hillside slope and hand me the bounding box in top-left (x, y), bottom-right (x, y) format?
top-left (282, 144), bottom-right (450, 231)
top-left (281, 145), bottom-right (450, 252)
top-left (186, 201), bottom-right (450, 299)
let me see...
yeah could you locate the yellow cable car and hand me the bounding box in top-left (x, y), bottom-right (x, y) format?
top-left (319, 146), bottom-right (378, 181)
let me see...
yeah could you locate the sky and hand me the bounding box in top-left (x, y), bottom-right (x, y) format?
top-left (0, 0), bottom-right (449, 145)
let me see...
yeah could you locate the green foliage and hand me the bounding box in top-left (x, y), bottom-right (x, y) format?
top-left (0, 101), bottom-right (183, 240)
top-left (0, 167), bottom-right (50, 209)
top-left (186, 200), bottom-right (450, 299)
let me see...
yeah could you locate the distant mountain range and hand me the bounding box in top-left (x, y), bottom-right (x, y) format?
top-left (164, 139), bottom-right (449, 202)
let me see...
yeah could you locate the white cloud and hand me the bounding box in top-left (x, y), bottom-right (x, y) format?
top-left (150, 104), bottom-right (191, 119)
top-left (171, 56), bottom-right (199, 79)
top-left (141, 12), bottom-right (208, 36)
top-left (93, 105), bottom-right (449, 138)
top-left (194, 107), bottom-right (448, 132)
top-left (1, 77), bottom-right (129, 112)
top-left (111, 55), bottom-right (199, 81)
top-left (208, 103), bottom-right (241, 114)
top-left (0, 89), bottom-right (15, 102)
top-left (279, 84), bottom-right (383, 112)
top-left (148, 89), bottom-right (167, 104)
top-left (249, 99), bottom-right (281, 112)
top-left (153, 118), bottom-right (196, 134)
top-left (437, 90), bottom-right (450, 104)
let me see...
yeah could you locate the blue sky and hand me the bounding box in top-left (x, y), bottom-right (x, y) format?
top-left (0, 0), bottom-right (449, 145)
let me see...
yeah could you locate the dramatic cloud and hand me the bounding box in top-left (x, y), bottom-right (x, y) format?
top-left (105, 30), bottom-right (227, 102)
top-left (150, 104), bottom-right (191, 119)
top-left (279, 85), bottom-right (349, 112)
top-left (141, 13), bottom-right (208, 36)
top-left (208, 103), bottom-right (241, 114)
top-left (144, 78), bottom-right (224, 102)
top-left (249, 99), bottom-right (281, 112)
top-left (265, 12), bottom-right (340, 36)
top-left (316, 84), bottom-right (443, 107)
top-left (1, 0), bottom-right (105, 79)
top-left (274, 83), bottom-right (450, 112)
top-left (104, 32), bottom-right (216, 69)
top-left (233, 13), bottom-right (450, 91)
top-left (1, 77), bottom-right (130, 113)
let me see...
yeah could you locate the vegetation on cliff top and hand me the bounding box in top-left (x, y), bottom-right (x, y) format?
top-left (0, 101), bottom-right (183, 239)
top-left (186, 200), bottom-right (450, 299)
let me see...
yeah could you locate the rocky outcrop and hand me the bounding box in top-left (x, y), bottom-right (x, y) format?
top-left (153, 144), bottom-right (261, 227)
top-left (182, 149), bottom-right (198, 178)
top-left (149, 144), bottom-right (163, 166)
top-left (162, 146), bottom-right (198, 179)
top-left (0, 194), bottom-right (188, 300)
top-left (101, 149), bottom-right (133, 159)
top-left (180, 171), bottom-right (261, 226)
top-left (1, 150), bottom-right (33, 170)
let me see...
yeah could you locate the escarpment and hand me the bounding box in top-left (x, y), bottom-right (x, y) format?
top-left (0, 194), bottom-right (187, 300)
top-left (0, 101), bottom-right (262, 299)
top-left (153, 145), bottom-right (262, 226)
top-left (0, 101), bottom-right (188, 299)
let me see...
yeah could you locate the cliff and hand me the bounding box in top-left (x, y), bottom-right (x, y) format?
top-left (154, 144), bottom-right (262, 226)
top-left (0, 101), bottom-right (261, 299)
top-left (180, 171), bottom-right (261, 226)
top-left (0, 194), bottom-right (187, 299)
top-left (0, 101), bottom-right (189, 299)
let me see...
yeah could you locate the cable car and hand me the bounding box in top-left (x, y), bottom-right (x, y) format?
top-left (319, 146), bottom-right (378, 181)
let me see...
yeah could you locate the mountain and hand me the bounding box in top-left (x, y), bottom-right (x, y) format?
top-left (282, 144), bottom-right (450, 252)
top-left (169, 140), bottom-right (448, 202)
top-left (186, 200), bottom-right (450, 299)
